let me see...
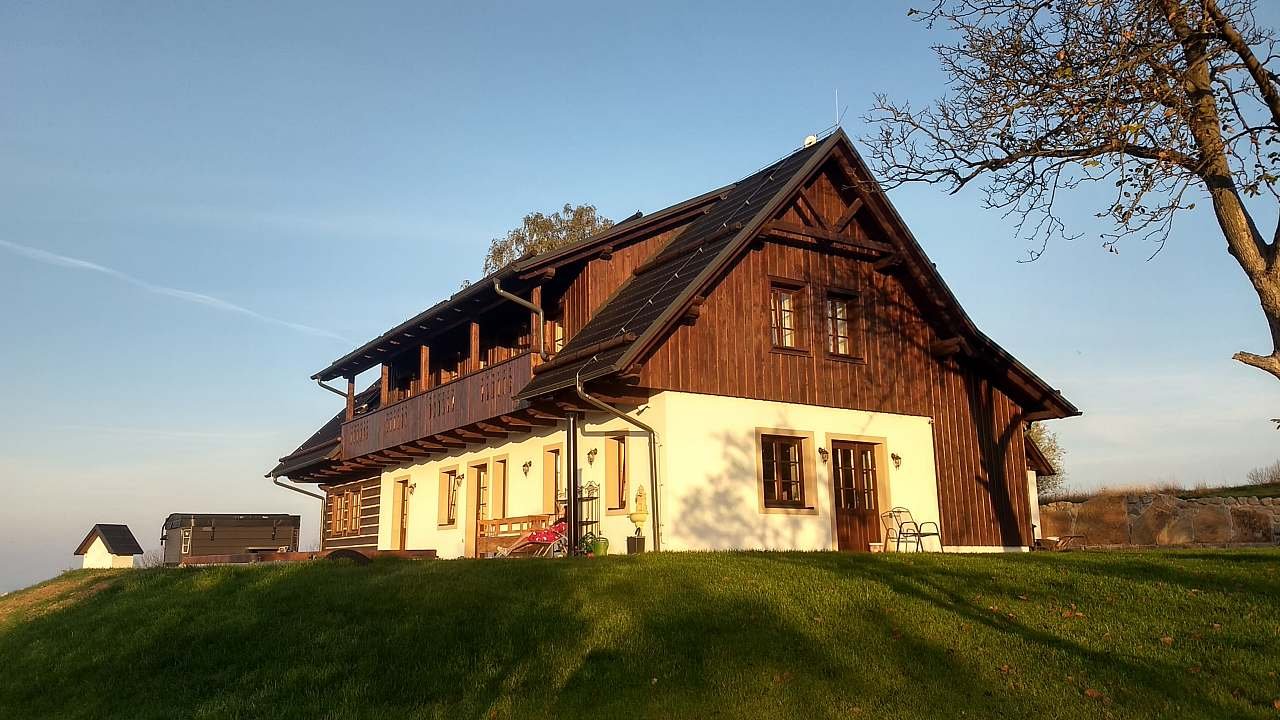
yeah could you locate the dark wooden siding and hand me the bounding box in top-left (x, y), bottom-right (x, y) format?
top-left (322, 477), bottom-right (381, 550)
top-left (562, 224), bottom-right (689, 339)
top-left (636, 179), bottom-right (1034, 547)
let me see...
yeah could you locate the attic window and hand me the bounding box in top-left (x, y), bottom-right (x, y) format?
top-left (769, 284), bottom-right (803, 349)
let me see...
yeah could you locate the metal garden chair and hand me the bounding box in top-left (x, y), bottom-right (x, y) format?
top-left (881, 507), bottom-right (943, 553)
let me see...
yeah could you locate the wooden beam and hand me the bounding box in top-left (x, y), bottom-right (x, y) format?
top-left (414, 440), bottom-right (446, 451)
top-left (469, 321), bottom-right (480, 374)
top-left (380, 364), bottom-right (390, 407)
top-left (512, 410), bottom-right (558, 427)
top-left (495, 414), bottom-right (533, 430)
top-left (795, 189), bottom-right (830, 230)
top-left (474, 422), bottom-right (510, 437)
top-left (345, 377), bottom-right (356, 421)
top-left (833, 197), bottom-right (864, 232)
top-left (873, 253), bottom-right (902, 274)
top-left (432, 433), bottom-right (468, 448)
top-left (930, 337), bottom-right (969, 358)
top-left (419, 345), bottom-right (430, 390)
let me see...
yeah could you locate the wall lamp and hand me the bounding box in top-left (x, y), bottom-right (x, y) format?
top-left (817, 447), bottom-right (830, 464)
top-left (891, 453), bottom-right (903, 469)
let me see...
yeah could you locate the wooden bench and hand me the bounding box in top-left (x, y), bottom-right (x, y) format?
top-left (476, 514), bottom-right (555, 557)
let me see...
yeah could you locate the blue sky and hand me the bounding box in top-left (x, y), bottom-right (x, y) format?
top-left (2, 2), bottom-right (1278, 591)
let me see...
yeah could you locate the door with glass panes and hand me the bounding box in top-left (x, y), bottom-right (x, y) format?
top-left (830, 441), bottom-right (881, 551)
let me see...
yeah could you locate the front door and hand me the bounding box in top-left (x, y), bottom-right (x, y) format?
top-left (831, 441), bottom-right (881, 551)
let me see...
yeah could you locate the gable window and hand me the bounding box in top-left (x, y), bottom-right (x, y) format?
top-left (605, 435), bottom-right (628, 512)
top-left (761, 435), bottom-right (805, 508)
top-left (180, 528), bottom-right (192, 554)
top-left (825, 294), bottom-right (856, 357)
top-left (769, 285), bottom-right (801, 349)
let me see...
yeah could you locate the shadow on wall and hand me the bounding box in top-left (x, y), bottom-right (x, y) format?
top-left (673, 410), bottom-right (812, 551)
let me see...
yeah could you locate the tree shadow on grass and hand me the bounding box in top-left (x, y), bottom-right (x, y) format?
top-left (748, 552), bottom-right (1278, 719)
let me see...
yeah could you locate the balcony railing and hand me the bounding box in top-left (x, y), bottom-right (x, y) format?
top-left (341, 352), bottom-right (534, 460)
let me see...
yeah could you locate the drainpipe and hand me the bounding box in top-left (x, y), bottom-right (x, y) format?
top-left (493, 279), bottom-right (549, 362)
top-left (565, 411), bottom-right (580, 554)
top-left (574, 365), bottom-right (662, 552)
top-left (315, 379), bottom-right (347, 398)
top-left (272, 476), bottom-right (325, 501)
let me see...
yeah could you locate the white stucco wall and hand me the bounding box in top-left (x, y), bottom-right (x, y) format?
top-left (81, 536), bottom-right (135, 569)
top-left (653, 391), bottom-right (943, 552)
top-left (375, 410), bottom-right (654, 558)
top-left (369, 389), bottom-right (1041, 555)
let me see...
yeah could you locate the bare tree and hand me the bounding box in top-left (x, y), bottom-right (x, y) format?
top-left (865, 0), bottom-right (1280, 381)
top-left (1245, 458), bottom-right (1280, 484)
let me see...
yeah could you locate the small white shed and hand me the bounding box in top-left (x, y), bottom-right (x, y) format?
top-left (73, 524), bottom-right (143, 569)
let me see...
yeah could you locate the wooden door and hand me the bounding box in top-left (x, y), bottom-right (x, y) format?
top-left (831, 441), bottom-right (881, 551)
top-left (397, 480), bottom-right (410, 550)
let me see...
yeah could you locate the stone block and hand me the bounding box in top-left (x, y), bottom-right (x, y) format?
top-left (1131, 495), bottom-right (1182, 546)
top-left (1191, 505), bottom-right (1233, 544)
top-left (1230, 507), bottom-right (1273, 543)
top-left (1074, 495), bottom-right (1130, 545)
top-left (1158, 512), bottom-right (1195, 545)
top-left (1039, 504), bottom-right (1075, 538)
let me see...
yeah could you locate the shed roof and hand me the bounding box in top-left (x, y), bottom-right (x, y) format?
top-left (73, 524), bottom-right (143, 556)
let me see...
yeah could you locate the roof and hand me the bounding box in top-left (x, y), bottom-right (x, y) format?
top-left (516, 135), bottom-right (833, 399)
top-left (513, 129), bottom-right (1078, 420)
top-left (1025, 434), bottom-right (1057, 476)
top-left (311, 185), bottom-right (730, 383)
top-left (74, 524), bottom-right (143, 556)
top-left (267, 382), bottom-right (380, 478)
top-left (163, 514), bottom-right (301, 531)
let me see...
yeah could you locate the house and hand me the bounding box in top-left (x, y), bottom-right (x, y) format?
top-left (160, 513), bottom-right (301, 566)
top-left (74, 524), bottom-right (143, 569)
top-left (269, 129), bottom-right (1078, 556)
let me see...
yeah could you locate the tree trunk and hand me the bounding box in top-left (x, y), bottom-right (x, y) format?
top-left (1208, 186), bottom-right (1280, 381)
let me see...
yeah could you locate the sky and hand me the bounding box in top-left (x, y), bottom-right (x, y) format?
top-left (2, 2), bottom-right (1279, 592)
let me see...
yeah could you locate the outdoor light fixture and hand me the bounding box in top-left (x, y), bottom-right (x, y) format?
top-left (817, 447), bottom-right (830, 463)
top-left (891, 453), bottom-right (902, 469)
top-left (587, 448), bottom-right (598, 466)
top-left (522, 461), bottom-right (532, 476)
top-left (407, 482), bottom-right (417, 495)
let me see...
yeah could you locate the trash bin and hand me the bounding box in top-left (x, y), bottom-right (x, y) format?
top-left (627, 535), bottom-right (646, 554)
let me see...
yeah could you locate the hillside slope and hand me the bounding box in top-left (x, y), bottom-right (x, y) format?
top-left (1, 550), bottom-right (1278, 719)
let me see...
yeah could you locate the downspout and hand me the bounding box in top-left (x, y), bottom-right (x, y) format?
top-left (272, 476), bottom-right (325, 501)
top-left (574, 364), bottom-right (661, 552)
top-left (494, 279), bottom-right (549, 362)
top-left (315, 379), bottom-right (347, 398)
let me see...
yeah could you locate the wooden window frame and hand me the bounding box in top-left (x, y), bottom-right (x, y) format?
top-left (392, 476), bottom-right (411, 550)
top-left (754, 427), bottom-right (819, 515)
top-left (605, 434), bottom-right (629, 514)
top-left (438, 466), bottom-right (460, 528)
top-left (180, 528), bottom-right (192, 554)
top-left (824, 432), bottom-right (892, 543)
top-left (490, 455), bottom-right (509, 520)
top-left (823, 291), bottom-right (862, 361)
top-left (542, 444), bottom-right (563, 515)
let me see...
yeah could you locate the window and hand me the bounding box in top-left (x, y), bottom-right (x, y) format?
top-left (770, 285), bottom-right (801, 348)
top-left (761, 435), bottom-right (806, 508)
top-left (328, 489), bottom-right (363, 537)
top-left (492, 459), bottom-right (508, 519)
top-left (440, 469), bottom-right (459, 526)
top-left (546, 317), bottom-right (566, 354)
top-left (605, 436), bottom-right (628, 512)
top-left (180, 528), bottom-right (192, 554)
top-left (543, 446), bottom-right (563, 514)
top-left (826, 294), bottom-right (856, 357)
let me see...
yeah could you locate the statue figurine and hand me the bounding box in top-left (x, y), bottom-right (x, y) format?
top-left (628, 485), bottom-right (649, 535)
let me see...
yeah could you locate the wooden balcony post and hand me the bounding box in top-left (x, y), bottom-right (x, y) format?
top-left (530, 286), bottom-right (543, 367)
top-left (419, 345), bottom-right (430, 391)
top-left (469, 321), bottom-right (480, 374)
top-left (345, 377), bottom-right (355, 421)
top-left (380, 364), bottom-right (390, 406)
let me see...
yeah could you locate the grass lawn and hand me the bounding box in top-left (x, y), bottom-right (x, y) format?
top-left (1181, 483), bottom-right (1280, 500)
top-left (1, 550), bottom-right (1278, 719)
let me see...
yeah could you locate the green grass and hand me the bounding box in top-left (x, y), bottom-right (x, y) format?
top-left (1180, 483), bottom-right (1280, 499)
top-left (1, 551), bottom-right (1278, 719)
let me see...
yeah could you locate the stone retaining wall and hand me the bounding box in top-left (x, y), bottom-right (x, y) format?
top-left (1039, 493), bottom-right (1280, 547)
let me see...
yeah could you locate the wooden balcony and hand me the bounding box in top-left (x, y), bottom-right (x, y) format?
top-left (341, 352), bottom-right (534, 460)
